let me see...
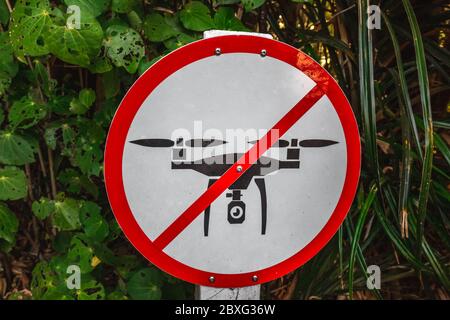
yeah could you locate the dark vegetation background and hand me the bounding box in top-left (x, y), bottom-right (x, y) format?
top-left (0, 0), bottom-right (448, 300)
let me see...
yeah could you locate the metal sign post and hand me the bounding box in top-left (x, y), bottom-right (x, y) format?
top-left (104, 30), bottom-right (361, 299)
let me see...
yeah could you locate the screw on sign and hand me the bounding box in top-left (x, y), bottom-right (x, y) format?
top-left (104, 35), bottom-right (361, 289)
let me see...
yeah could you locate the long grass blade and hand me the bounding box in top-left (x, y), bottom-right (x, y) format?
top-left (401, 0), bottom-right (435, 258)
top-left (358, 0), bottom-right (380, 181)
top-left (382, 13), bottom-right (423, 160)
top-left (348, 182), bottom-right (378, 299)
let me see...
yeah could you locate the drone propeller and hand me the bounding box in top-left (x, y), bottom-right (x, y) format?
top-left (129, 138), bottom-right (228, 148)
top-left (248, 139), bottom-right (338, 148)
top-left (129, 139), bottom-right (174, 147)
top-left (248, 139), bottom-right (291, 148)
top-left (299, 139), bottom-right (338, 147)
top-left (185, 139), bottom-right (228, 147)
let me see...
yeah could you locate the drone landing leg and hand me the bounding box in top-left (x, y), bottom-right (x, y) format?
top-left (204, 179), bottom-right (217, 237)
top-left (254, 178), bottom-right (267, 235)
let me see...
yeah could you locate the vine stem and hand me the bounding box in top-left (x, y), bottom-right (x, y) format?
top-left (47, 148), bottom-right (57, 199)
top-left (4, 0), bottom-right (12, 13)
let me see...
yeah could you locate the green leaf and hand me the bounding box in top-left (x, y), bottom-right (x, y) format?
top-left (0, 203), bottom-right (19, 248)
top-left (88, 55), bottom-right (113, 74)
top-left (108, 291), bottom-right (129, 300)
top-left (79, 88), bottom-right (96, 108)
top-left (64, 0), bottom-right (110, 18)
top-left (179, 1), bottom-right (215, 32)
top-left (0, 131), bottom-right (36, 165)
top-left (52, 198), bottom-right (81, 231)
top-left (69, 98), bottom-right (88, 115)
top-left (111, 0), bottom-right (137, 14)
top-left (9, 97), bottom-right (47, 129)
top-left (105, 25), bottom-right (145, 74)
top-left (143, 13), bottom-right (180, 42)
top-left (70, 88), bottom-right (96, 114)
top-left (31, 261), bottom-right (63, 299)
top-left (0, 33), bottom-right (19, 97)
top-left (0, 0), bottom-right (10, 26)
top-left (215, 0), bottom-right (240, 4)
top-left (214, 7), bottom-right (247, 31)
top-left (80, 201), bottom-right (109, 241)
top-left (163, 33), bottom-right (197, 51)
top-left (77, 276), bottom-right (105, 300)
top-left (127, 268), bottom-right (162, 300)
top-left (58, 168), bottom-right (98, 197)
top-left (32, 197), bottom-right (55, 220)
top-left (9, 0), bottom-right (53, 57)
top-left (47, 13), bottom-right (103, 67)
top-left (0, 166), bottom-right (27, 201)
top-left (67, 234), bottom-right (94, 273)
top-left (241, 0), bottom-right (266, 11)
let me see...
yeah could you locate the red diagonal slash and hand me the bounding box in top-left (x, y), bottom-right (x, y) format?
top-left (153, 85), bottom-right (325, 249)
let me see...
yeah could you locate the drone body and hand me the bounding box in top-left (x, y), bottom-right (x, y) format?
top-left (130, 137), bottom-right (338, 236)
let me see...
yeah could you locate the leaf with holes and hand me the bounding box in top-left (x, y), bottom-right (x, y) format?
top-left (80, 201), bottom-right (109, 241)
top-left (9, 98), bottom-right (47, 129)
top-left (0, 167), bottom-right (27, 201)
top-left (0, 203), bottom-right (19, 250)
top-left (32, 197), bottom-right (55, 220)
top-left (127, 268), bottom-right (163, 300)
top-left (179, 1), bottom-right (215, 32)
top-left (52, 198), bottom-right (81, 231)
top-left (73, 140), bottom-right (103, 176)
top-left (9, 0), bottom-right (53, 57)
top-left (47, 13), bottom-right (103, 67)
top-left (241, 0), bottom-right (266, 11)
top-left (31, 261), bottom-right (62, 299)
top-left (67, 234), bottom-right (94, 273)
top-left (214, 7), bottom-right (248, 31)
top-left (77, 276), bottom-right (106, 300)
top-left (143, 13), bottom-right (180, 42)
top-left (64, 0), bottom-right (110, 18)
top-left (105, 25), bottom-right (145, 74)
top-left (0, 131), bottom-right (35, 165)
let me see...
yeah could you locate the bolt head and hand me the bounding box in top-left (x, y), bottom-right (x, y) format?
top-left (260, 49), bottom-right (267, 57)
top-left (236, 165), bottom-right (243, 173)
top-left (252, 275), bottom-right (258, 282)
top-left (209, 276), bottom-right (215, 283)
top-left (215, 48), bottom-right (221, 56)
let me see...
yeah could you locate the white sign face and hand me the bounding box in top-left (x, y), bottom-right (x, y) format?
top-left (105, 35), bottom-right (360, 287)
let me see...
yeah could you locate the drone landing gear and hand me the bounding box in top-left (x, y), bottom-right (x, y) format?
top-left (254, 178), bottom-right (267, 235)
top-left (203, 179), bottom-right (217, 237)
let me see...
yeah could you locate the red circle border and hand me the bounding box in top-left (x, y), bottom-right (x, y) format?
top-left (104, 35), bottom-right (361, 288)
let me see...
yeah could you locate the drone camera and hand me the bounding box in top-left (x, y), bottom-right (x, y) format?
top-left (227, 190), bottom-right (245, 224)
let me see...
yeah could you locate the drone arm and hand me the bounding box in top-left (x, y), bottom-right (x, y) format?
top-left (255, 178), bottom-right (267, 235)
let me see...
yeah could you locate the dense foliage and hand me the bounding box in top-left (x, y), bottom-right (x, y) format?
top-left (0, 0), bottom-right (448, 300)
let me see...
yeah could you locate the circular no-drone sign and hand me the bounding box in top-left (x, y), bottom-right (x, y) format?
top-left (104, 35), bottom-right (361, 288)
